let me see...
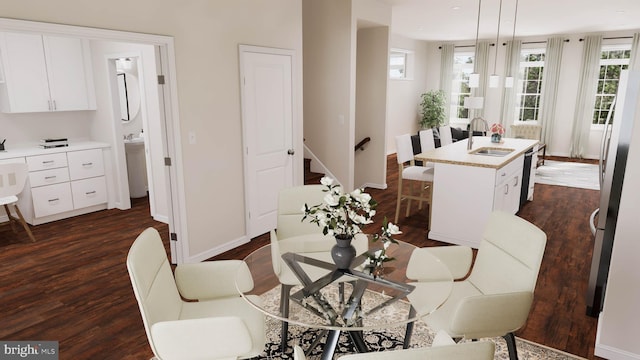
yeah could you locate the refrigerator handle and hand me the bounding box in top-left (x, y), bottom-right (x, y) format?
top-left (599, 96), bottom-right (616, 189)
top-left (589, 208), bottom-right (599, 236)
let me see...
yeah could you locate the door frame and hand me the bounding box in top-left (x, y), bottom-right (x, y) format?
top-left (0, 18), bottom-right (188, 264)
top-left (239, 44), bottom-right (302, 238)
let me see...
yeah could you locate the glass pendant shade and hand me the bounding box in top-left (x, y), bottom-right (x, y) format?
top-left (504, 76), bottom-right (514, 88)
top-left (489, 74), bottom-right (500, 88)
top-left (469, 73), bottom-right (480, 88)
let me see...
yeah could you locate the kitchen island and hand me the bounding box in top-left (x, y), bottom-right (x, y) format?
top-left (415, 136), bottom-right (539, 248)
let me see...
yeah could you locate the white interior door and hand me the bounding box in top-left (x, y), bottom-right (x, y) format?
top-left (240, 45), bottom-right (295, 238)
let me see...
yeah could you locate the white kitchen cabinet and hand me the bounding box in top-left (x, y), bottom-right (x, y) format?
top-left (0, 32), bottom-right (96, 113)
top-left (24, 147), bottom-right (107, 224)
top-left (492, 155), bottom-right (524, 215)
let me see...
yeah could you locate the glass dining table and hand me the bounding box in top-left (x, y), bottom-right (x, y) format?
top-left (237, 234), bottom-right (453, 360)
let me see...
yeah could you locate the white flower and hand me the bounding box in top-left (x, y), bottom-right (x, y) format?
top-left (323, 193), bottom-right (339, 207)
top-left (320, 176), bottom-right (334, 186)
top-left (386, 222), bottom-right (402, 235)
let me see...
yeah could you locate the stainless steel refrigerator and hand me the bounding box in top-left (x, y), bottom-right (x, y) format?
top-left (586, 70), bottom-right (640, 317)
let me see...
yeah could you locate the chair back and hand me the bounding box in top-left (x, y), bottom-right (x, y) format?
top-left (511, 123), bottom-right (542, 140)
top-left (419, 129), bottom-right (436, 153)
top-left (0, 163), bottom-right (28, 198)
top-left (468, 211), bottom-right (547, 295)
top-left (276, 185), bottom-right (326, 240)
top-left (438, 125), bottom-right (453, 146)
top-left (395, 134), bottom-right (415, 164)
top-left (127, 227), bottom-right (183, 355)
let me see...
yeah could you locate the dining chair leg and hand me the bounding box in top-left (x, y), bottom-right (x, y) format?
top-left (395, 167), bottom-right (403, 224)
top-left (403, 306), bottom-right (416, 348)
top-left (503, 332), bottom-right (519, 360)
top-left (14, 205), bottom-right (36, 242)
top-left (280, 284), bottom-right (293, 353)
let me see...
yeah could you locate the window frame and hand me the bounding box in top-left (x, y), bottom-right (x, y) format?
top-left (449, 50), bottom-right (475, 127)
top-left (592, 44), bottom-right (631, 127)
top-left (389, 48), bottom-right (414, 80)
top-left (514, 47), bottom-right (545, 124)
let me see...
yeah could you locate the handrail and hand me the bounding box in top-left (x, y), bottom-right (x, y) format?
top-left (355, 137), bottom-right (371, 152)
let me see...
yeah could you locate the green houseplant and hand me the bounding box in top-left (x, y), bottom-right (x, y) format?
top-left (419, 90), bottom-right (446, 129)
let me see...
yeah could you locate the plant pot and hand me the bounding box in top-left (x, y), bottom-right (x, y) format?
top-left (331, 235), bottom-right (356, 269)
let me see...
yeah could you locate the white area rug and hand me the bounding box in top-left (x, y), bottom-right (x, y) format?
top-left (256, 285), bottom-right (586, 360)
top-left (535, 160), bottom-right (599, 190)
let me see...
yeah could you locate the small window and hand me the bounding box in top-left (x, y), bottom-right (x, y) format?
top-left (389, 49), bottom-right (413, 80)
top-left (515, 48), bottom-right (545, 123)
top-left (593, 45), bottom-right (631, 125)
top-left (449, 51), bottom-right (475, 124)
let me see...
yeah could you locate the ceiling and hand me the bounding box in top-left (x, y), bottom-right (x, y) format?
top-left (382, 0), bottom-right (640, 42)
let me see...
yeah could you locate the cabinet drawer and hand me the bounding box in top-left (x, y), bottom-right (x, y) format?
top-left (29, 167), bottom-right (70, 187)
top-left (67, 149), bottom-right (104, 180)
top-left (26, 152), bottom-right (68, 171)
top-left (71, 176), bottom-right (107, 209)
top-left (495, 155), bottom-right (524, 185)
top-left (31, 182), bottom-right (73, 217)
top-left (0, 157), bottom-right (26, 165)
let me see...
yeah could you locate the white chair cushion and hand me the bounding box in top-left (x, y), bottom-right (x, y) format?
top-left (402, 166), bottom-right (434, 182)
top-left (0, 195), bottom-right (18, 206)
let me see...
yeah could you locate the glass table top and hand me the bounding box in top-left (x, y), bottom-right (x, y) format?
top-left (238, 234), bottom-right (453, 332)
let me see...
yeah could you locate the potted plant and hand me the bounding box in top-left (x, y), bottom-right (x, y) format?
top-left (419, 90), bottom-right (446, 129)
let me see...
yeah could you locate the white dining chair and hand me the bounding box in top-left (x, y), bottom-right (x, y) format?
top-left (0, 162), bottom-right (36, 242)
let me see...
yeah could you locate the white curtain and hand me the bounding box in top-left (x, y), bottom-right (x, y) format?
top-left (440, 44), bottom-right (455, 123)
top-left (538, 37), bottom-right (565, 148)
top-left (500, 40), bottom-right (522, 131)
top-left (473, 41), bottom-right (491, 118)
top-left (630, 33), bottom-right (640, 71)
top-left (570, 35), bottom-right (602, 158)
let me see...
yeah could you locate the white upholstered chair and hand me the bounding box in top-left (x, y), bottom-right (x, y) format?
top-left (511, 122), bottom-right (546, 166)
top-left (293, 331), bottom-right (494, 360)
top-left (394, 134), bottom-right (434, 228)
top-left (437, 125), bottom-right (453, 147)
top-left (405, 211), bottom-right (547, 360)
top-left (0, 163), bottom-right (36, 242)
top-left (270, 185), bottom-right (367, 352)
top-left (127, 227), bottom-right (265, 360)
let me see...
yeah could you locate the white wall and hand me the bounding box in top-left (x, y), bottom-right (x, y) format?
top-left (1, 0), bottom-right (304, 261)
top-left (386, 34), bottom-right (429, 154)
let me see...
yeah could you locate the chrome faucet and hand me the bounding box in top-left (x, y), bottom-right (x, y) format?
top-left (467, 117), bottom-right (489, 150)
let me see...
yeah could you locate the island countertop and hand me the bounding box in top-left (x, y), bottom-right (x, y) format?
top-left (415, 136), bottom-right (538, 169)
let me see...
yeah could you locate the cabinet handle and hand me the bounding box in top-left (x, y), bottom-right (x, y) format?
top-left (48, 100), bottom-right (52, 111)
top-left (513, 176), bottom-right (519, 186)
top-left (82, 162), bottom-right (93, 167)
top-left (85, 190), bottom-right (96, 196)
top-left (48, 198), bottom-right (60, 203)
top-left (504, 184), bottom-right (509, 195)
top-left (44, 175), bottom-right (57, 180)
top-left (53, 100), bottom-right (57, 110)
top-left (42, 160), bottom-right (55, 165)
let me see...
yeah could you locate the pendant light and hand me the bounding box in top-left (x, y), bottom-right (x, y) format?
top-left (468, 0), bottom-right (482, 88)
top-left (504, 0), bottom-right (519, 88)
top-left (489, 0), bottom-right (503, 88)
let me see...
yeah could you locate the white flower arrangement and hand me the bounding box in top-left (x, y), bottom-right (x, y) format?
top-left (302, 176), bottom-right (401, 270)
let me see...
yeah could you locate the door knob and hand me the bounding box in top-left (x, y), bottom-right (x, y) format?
top-left (287, 149), bottom-right (295, 155)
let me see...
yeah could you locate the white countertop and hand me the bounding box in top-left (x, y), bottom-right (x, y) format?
top-left (415, 137), bottom-right (538, 169)
top-left (0, 141), bottom-right (110, 160)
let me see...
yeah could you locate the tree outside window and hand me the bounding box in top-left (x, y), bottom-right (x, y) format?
top-left (593, 46), bottom-right (631, 125)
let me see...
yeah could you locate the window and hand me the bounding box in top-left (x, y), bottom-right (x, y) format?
top-left (389, 50), bottom-right (408, 79)
top-left (515, 49), bottom-right (545, 122)
top-left (449, 51), bottom-right (475, 124)
top-left (593, 46), bottom-right (631, 125)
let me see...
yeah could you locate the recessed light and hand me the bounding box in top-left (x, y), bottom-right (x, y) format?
top-left (452, 6), bottom-right (461, 10)
top-left (616, 10), bottom-right (626, 14)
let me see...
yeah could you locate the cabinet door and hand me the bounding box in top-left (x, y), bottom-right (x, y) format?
top-left (67, 149), bottom-right (104, 180)
top-left (0, 32), bottom-right (50, 112)
top-left (71, 176), bottom-right (107, 209)
top-left (42, 36), bottom-right (91, 111)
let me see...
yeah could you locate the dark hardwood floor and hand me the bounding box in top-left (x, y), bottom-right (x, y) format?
top-left (0, 155), bottom-right (604, 359)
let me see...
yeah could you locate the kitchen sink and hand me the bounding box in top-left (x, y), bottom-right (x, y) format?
top-left (470, 147), bottom-right (515, 157)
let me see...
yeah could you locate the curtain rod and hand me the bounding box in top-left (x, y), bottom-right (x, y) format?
top-left (579, 36), bottom-right (633, 41)
top-left (438, 43), bottom-right (496, 49)
top-left (501, 39), bottom-right (570, 46)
